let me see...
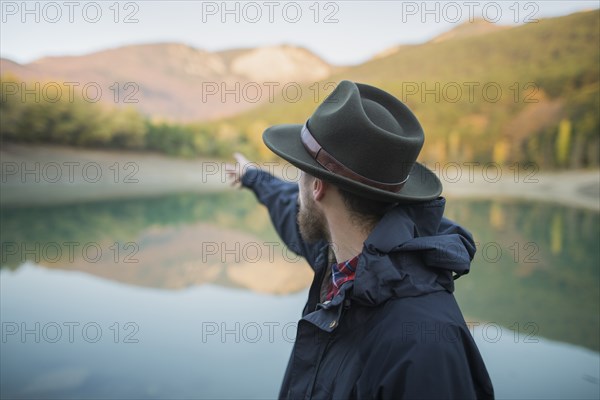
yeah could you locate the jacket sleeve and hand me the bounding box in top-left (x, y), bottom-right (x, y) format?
top-left (241, 168), bottom-right (325, 269)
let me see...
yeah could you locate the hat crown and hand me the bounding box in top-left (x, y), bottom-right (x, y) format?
top-left (307, 80), bottom-right (424, 184)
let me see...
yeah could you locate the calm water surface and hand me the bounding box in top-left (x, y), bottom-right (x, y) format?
top-left (1, 191), bottom-right (599, 399)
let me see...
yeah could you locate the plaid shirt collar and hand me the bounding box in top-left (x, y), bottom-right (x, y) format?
top-left (325, 255), bottom-right (360, 301)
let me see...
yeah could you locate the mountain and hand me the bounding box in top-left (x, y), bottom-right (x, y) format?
top-left (1, 11), bottom-right (598, 168)
top-left (0, 19), bottom-right (515, 123)
top-left (0, 43), bottom-right (333, 122)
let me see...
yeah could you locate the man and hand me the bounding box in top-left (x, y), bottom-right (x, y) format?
top-left (226, 81), bottom-right (494, 399)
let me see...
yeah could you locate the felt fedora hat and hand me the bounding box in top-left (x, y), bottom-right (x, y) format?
top-left (262, 80), bottom-right (442, 203)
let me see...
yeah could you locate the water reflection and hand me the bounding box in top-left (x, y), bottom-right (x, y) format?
top-left (1, 193), bottom-right (599, 352)
top-left (445, 199), bottom-right (600, 351)
top-left (0, 192), bottom-right (312, 294)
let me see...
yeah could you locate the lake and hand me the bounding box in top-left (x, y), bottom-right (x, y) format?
top-left (1, 190), bottom-right (599, 399)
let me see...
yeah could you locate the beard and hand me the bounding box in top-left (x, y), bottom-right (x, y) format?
top-left (297, 192), bottom-right (329, 244)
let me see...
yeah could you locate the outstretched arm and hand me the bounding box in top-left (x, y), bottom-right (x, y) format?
top-left (225, 153), bottom-right (325, 268)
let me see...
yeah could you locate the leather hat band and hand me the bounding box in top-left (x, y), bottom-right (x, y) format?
top-left (300, 124), bottom-right (409, 193)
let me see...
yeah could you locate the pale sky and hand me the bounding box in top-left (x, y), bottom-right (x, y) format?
top-left (1, 0), bottom-right (598, 66)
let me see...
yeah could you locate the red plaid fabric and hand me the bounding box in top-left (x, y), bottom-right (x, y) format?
top-left (325, 255), bottom-right (360, 301)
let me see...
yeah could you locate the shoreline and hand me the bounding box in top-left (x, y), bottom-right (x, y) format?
top-left (1, 143), bottom-right (598, 211)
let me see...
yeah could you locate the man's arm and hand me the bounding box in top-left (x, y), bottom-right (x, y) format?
top-left (226, 153), bottom-right (325, 268)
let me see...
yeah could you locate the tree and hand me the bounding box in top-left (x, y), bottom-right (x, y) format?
top-left (555, 118), bottom-right (572, 167)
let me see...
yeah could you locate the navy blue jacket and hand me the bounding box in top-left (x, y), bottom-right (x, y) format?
top-left (242, 169), bottom-right (494, 400)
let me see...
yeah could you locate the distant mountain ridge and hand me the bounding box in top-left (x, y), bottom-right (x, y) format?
top-left (1, 18), bottom-right (521, 122)
top-left (430, 18), bottom-right (512, 43)
top-left (373, 18), bottom-right (512, 59)
top-left (1, 43), bottom-right (334, 121)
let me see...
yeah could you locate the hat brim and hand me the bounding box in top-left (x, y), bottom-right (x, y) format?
top-left (263, 124), bottom-right (443, 203)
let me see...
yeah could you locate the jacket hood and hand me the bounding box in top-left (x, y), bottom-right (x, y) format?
top-left (351, 197), bottom-right (476, 306)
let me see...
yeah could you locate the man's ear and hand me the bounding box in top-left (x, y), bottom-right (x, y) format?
top-left (313, 178), bottom-right (328, 201)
